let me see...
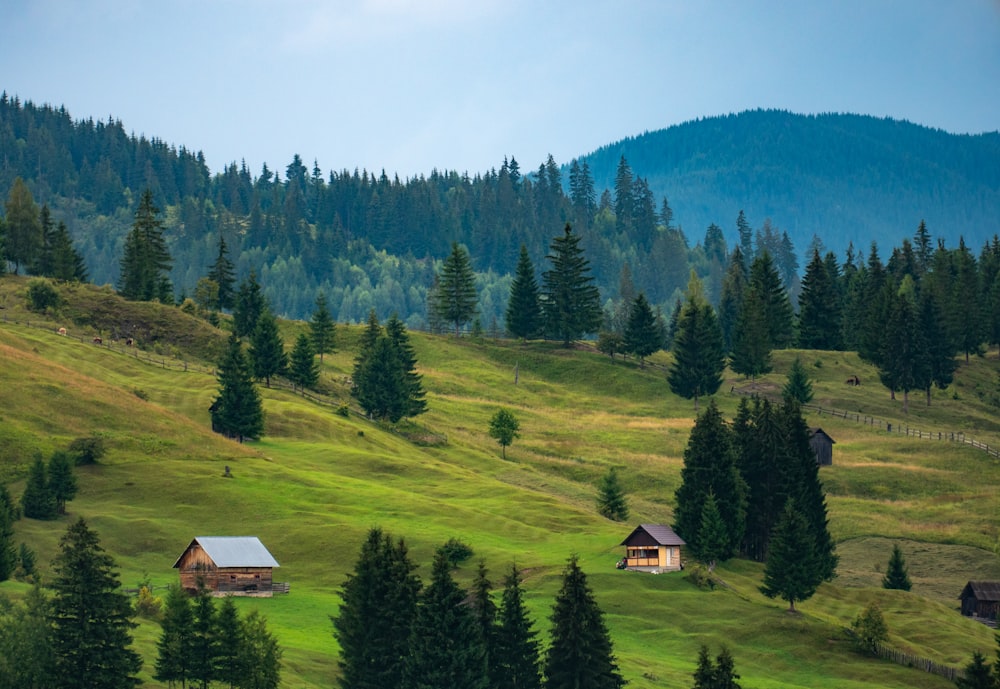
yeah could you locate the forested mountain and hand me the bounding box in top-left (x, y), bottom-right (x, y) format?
top-left (1, 94), bottom-right (997, 327)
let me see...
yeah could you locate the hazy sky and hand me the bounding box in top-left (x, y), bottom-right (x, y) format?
top-left (3, 1), bottom-right (998, 178)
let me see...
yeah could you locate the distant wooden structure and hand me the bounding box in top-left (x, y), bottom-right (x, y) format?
top-left (173, 536), bottom-right (281, 597)
top-left (959, 581), bottom-right (1000, 623)
top-left (619, 524), bottom-right (685, 572)
top-left (809, 427), bottom-right (835, 466)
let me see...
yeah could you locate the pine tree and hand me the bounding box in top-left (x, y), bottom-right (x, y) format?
top-left (385, 314), bottom-right (427, 418)
top-left (0, 583), bottom-right (55, 688)
top-left (47, 450), bottom-right (77, 515)
top-left (288, 333), bottom-right (319, 390)
top-left (0, 492), bottom-right (14, 581)
top-left (250, 309), bottom-right (287, 388)
top-left (877, 284), bottom-right (929, 413)
top-left (31, 204), bottom-right (56, 277)
top-left (207, 234), bottom-right (237, 311)
top-left (692, 645), bottom-right (715, 689)
top-left (760, 500), bottom-right (823, 612)
top-left (488, 408), bottom-right (521, 460)
top-left (49, 221), bottom-right (88, 282)
top-left (214, 597), bottom-right (243, 689)
top-left (118, 189), bottom-right (172, 302)
top-left (668, 295), bottom-right (725, 410)
top-left (543, 555), bottom-right (625, 689)
top-left (882, 543), bottom-right (912, 591)
top-left (506, 245), bottom-right (543, 339)
top-left (239, 610), bottom-right (282, 689)
top-left (696, 492), bottom-right (731, 571)
top-left (955, 651), bottom-right (994, 689)
top-left (718, 248), bottom-right (749, 353)
top-left (623, 292), bottom-right (660, 367)
top-left (49, 518), bottom-right (142, 689)
top-left (333, 528), bottom-right (420, 689)
top-left (154, 585), bottom-right (195, 688)
top-left (189, 590), bottom-right (218, 689)
top-left (354, 336), bottom-right (407, 422)
top-left (729, 284), bottom-right (773, 380)
top-left (406, 549), bottom-right (486, 689)
top-left (798, 248), bottom-right (843, 350)
top-left (542, 224), bottom-right (603, 346)
top-left (21, 457), bottom-right (57, 520)
top-left (737, 210), bottom-right (754, 263)
top-left (434, 242), bottom-right (478, 336)
top-left (3, 177), bottom-right (42, 274)
top-left (211, 333), bottom-right (265, 442)
top-left (233, 271), bottom-right (266, 339)
top-left (596, 467), bottom-right (629, 521)
top-left (673, 400), bottom-right (746, 561)
top-left (918, 289), bottom-right (958, 406)
top-left (309, 292), bottom-right (337, 362)
top-left (782, 356), bottom-right (814, 404)
top-left (470, 561), bottom-right (499, 689)
top-left (495, 564), bottom-right (542, 689)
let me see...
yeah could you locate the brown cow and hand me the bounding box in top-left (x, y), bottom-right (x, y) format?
top-left (92, 336), bottom-right (102, 345)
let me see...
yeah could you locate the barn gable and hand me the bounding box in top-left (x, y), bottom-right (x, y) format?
top-left (809, 427), bottom-right (835, 466)
top-left (959, 581), bottom-right (1000, 621)
top-left (173, 536), bottom-right (280, 596)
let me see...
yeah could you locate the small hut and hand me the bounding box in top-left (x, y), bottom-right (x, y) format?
top-left (959, 581), bottom-right (1000, 622)
top-left (619, 524), bottom-right (685, 572)
top-left (809, 428), bottom-right (835, 466)
top-left (173, 536), bottom-right (280, 596)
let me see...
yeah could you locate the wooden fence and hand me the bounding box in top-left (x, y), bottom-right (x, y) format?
top-left (843, 628), bottom-right (963, 682)
top-left (732, 387), bottom-right (1000, 460)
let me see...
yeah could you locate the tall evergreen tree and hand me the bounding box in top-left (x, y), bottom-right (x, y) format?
top-left (696, 492), bottom-right (731, 571)
top-left (673, 400), bottom-right (746, 562)
top-left (470, 561), bottom-right (499, 689)
top-left (239, 610), bottom-right (282, 689)
top-left (211, 333), bottom-right (265, 442)
top-left (434, 242), bottom-right (478, 336)
top-left (214, 597), bottom-right (243, 689)
top-left (748, 251), bottom-right (793, 349)
top-left (729, 284), bottom-right (773, 380)
top-left (623, 292), bottom-right (660, 367)
top-left (543, 555), bottom-right (625, 689)
top-left (882, 543), bottom-right (912, 591)
top-left (718, 247), bottom-right (749, 353)
top-left (47, 450), bottom-right (77, 515)
top-left (506, 245), bottom-right (543, 339)
top-left (385, 314), bottom-right (427, 418)
top-left (49, 221), bottom-right (88, 282)
top-left (955, 651), bottom-right (994, 689)
top-left (0, 491), bottom-right (14, 581)
top-left (309, 292), bottom-right (337, 362)
top-left (736, 210), bottom-right (754, 263)
top-left (542, 224), bottom-right (603, 346)
top-left (250, 309), bottom-right (287, 388)
top-left (21, 457), bottom-right (56, 520)
top-left (0, 584), bottom-right (54, 689)
top-left (333, 528), bottom-right (420, 689)
top-left (613, 156), bottom-right (635, 238)
top-left (154, 585), bottom-right (195, 689)
top-left (189, 590), bottom-right (218, 689)
top-left (118, 188), bottom-right (172, 302)
top-left (760, 500), bottom-right (823, 612)
top-left (31, 204), bottom-right (56, 277)
top-left (782, 356), bottom-right (814, 404)
top-left (877, 283), bottom-right (929, 413)
top-left (667, 294), bottom-right (725, 410)
top-left (49, 517), bottom-right (142, 689)
top-left (233, 271), bottom-right (266, 339)
top-left (797, 248), bottom-right (843, 350)
top-left (288, 333), bottom-right (319, 390)
top-left (406, 549), bottom-right (486, 689)
top-left (207, 234), bottom-right (237, 311)
top-left (918, 288), bottom-right (958, 406)
top-left (495, 565), bottom-right (542, 689)
top-left (3, 177), bottom-right (42, 274)
top-left (354, 336), bottom-right (407, 422)
top-left (950, 238), bottom-right (985, 362)
top-left (596, 467), bottom-right (629, 521)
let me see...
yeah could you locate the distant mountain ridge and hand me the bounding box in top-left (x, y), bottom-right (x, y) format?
top-left (580, 110), bottom-right (1000, 255)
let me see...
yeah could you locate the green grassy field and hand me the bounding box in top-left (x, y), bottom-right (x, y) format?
top-left (1, 277), bottom-right (999, 688)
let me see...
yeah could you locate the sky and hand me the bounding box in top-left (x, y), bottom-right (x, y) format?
top-left (2, 0), bottom-right (998, 179)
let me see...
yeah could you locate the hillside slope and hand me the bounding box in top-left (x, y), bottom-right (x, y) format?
top-left (1, 282), bottom-right (999, 688)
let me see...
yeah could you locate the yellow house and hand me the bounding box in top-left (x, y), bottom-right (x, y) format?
top-left (620, 524), bottom-right (685, 572)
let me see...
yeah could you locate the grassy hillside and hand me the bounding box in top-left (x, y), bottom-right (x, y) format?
top-left (1, 277), bottom-right (999, 688)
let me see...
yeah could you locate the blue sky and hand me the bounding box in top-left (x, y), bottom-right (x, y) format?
top-left (2, 0), bottom-right (998, 178)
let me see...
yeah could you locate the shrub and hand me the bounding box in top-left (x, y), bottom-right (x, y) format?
top-left (134, 585), bottom-right (163, 620)
top-left (850, 601), bottom-right (888, 654)
top-left (336, 403), bottom-right (351, 418)
top-left (685, 564), bottom-right (715, 590)
top-left (68, 436), bottom-right (106, 465)
top-left (26, 278), bottom-right (60, 312)
top-left (437, 538), bottom-right (474, 568)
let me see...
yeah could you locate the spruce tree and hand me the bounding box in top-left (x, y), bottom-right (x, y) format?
top-left (623, 292), bottom-right (660, 367)
top-left (668, 295), bottom-right (725, 410)
top-left (49, 518), bottom-right (142, 689)
top-left (955, 651), bottom-right (994, 689)
top-left (488, 408), bottom-right (521, 460)
top-left (543, 555), bottom-right (625, 689)
top-left (0, 493), bottom-right (14, 581)
top-left (0, 583), bottom-right (55, 688)
top-left (309, 292), bottom-right (337, 362)
top-left (32, 204), bottom-right (56, 277)
top-left (406, 549), bottom-right (486, 689)
top-left (748, 251), bottom-right (794, 349)
top-left (288, 333), bottom-right (319, 390)
top-left (250, 309), bottom-right (287, 388)
top-left (692, 645), bottom-right (715, 689)
top-left (797, 248), bottom-right (843, 350)
top-left (918, 288), bottom-right (958, 406)
top-left (211, 333), bottom-right (265, 442)
top-left (696, 492), bottom-right (730, 571)
top-left (354, 336), bottom-right (407, 422)
top-left (385, 314), bottom-right (427, 418)
top-left (3, 177), bottom-right (42, 274)
top-left (760, 500), bottom-right (823, 612)
top-left (239, 610), bottom-right (282, 689)
top-left (506, 245), bottom-right (543, 339)
top-left (118, 189), bottom-right (172, 302)
top-left (189, 590), bottom-right (218, 689)
top-left (782, 356), bottom-right (814, 404)
top-left (542, 223), bottom-right (603, 346)
top-left (154, 585), bottom-right (195, 689)
top-left (434, 242), bottom-right (478, 336)
top-left (50, 221), bottom-right (88, 282)
top-left (47, 450), bottom-right (77, 515)
top-left (214, 597), bottom-right (243, 689)
top-left (882, 543), bottom-right (912, 591)
top-left (470, 561), bottom-right (499, 689)
top-left (729, 284), bottom-right (773, 380)
top-left (233, 271), bottom-right (266, 339)
top-left (718, 248), bottom-right (749, 353)
top-left (21, 457), bottom-right (57, 520)
top-left (713, 647), bottom-right (742, 689)
top-left (596, 467), bottom-right (629, 521)
top-left (877, 285), bottom-right (929, 413)
top-left (495, 564), bottom-right (542, 689)
top-left (333, 528), bottom-right (420, 689)
top-left (207, 234), bottom-right (237, 311)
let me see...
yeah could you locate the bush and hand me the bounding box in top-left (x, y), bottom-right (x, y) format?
top-left (437, 538), bottom-right (474, 568)
top-left (26, 278), bottom-right (60, 312)
top-left (134, 585), bottom-right (163, 620)
top-left (850, 601), bottom-right (888, 654)
top-left (336, 403), bottom-right (351, 418)
top-left (685, 564), bottom-right (716, 590)
top-left (68, 436), bottom-right (106, 465)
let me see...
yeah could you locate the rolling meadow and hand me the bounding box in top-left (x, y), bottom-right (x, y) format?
top-left (1, 277), bottom-right (999, 688)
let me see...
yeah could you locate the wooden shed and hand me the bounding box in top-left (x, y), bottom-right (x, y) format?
top-left (619, 524), bottom-right (685, 572)
top-left (959, 581), bottom-right (1000, 622)
top-left (809, 428), bottom-right (835, 466)
top-left (173, 537), bottom-right (281, 597)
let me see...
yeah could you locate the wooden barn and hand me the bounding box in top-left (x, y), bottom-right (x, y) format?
top-left (809, 428), bottom-right (835, 466)
top-left (959, 581), bottom-right (1000, 622)
top-left (619, 524), bottom-right (685, 572)
top-left (173, 537), bottom-right (281, 596)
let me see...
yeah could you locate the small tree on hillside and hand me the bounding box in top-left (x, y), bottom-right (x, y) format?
top-left (760, 499), bottom-right (823, 612)
top-left (488, 408), bottom-right (520, 460)
top-left (596, 467), bottom-right (629, 522)
top-left (956, 651), bottom-right (994, 689)
top-left (118, 188), bottom-right (172, 303)
top-left (782, 356), bottom-right (814, 403)
top-left (495, 564), bottom-right (542, 689)
top-left (434, 242), bottom-right (478, 336)
top-left (506, 245), bottom-right (543, 340)
top-left (695, 492), bottom-right (730, 571)
top-left (47, 451), bottom-right (77, 515)
top-left (882, 543), bottom-right (912, 591)
top-left (623, 292), bottom-right (660, 367)
top-left (850, 601), bottom-right (888, 655)
top-left (206, 234), bottom-right (236, 311)
top-left (309, 292), bottom-right (336, 362)
top-left (250, 309), bottom-right (287, 388)
top-left (287, 333), bottom-right (319, 391)
top-left (21, 458), bottom-right (57, 520)
top-left (211, 333), bottom-right (265, 442)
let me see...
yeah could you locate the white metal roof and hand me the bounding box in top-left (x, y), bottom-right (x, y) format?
top-left (173, 536), bottom-right (280, 568)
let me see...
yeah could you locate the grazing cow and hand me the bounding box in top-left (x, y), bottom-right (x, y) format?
top-left (57, 327), bottom-right (67, 336)
top-left (845, 375), bottom-right (860, 386)
top-left (92, 336), bottom-right (102, 345)
top-left (126, 338), bottom-right (134, 346)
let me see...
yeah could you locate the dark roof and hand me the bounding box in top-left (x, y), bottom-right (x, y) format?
top-left (172, 537), bottom-right (280, 569)
top-left (959, 581), bottom-right (1000, 601)
top-left (809, 428), bottom-right (836, 443)
top-left (620, 523), bottom-right (685, 547)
